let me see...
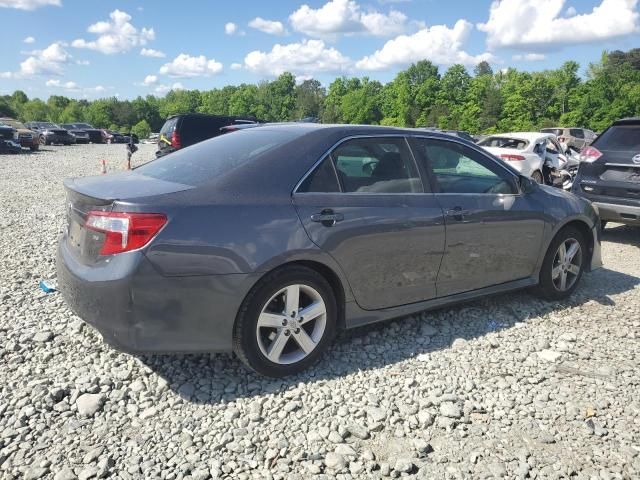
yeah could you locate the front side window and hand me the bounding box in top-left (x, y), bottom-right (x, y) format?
top-left (412, 138), bottom-right (516, 195)
top-left (331, 137), bottom-right (422, 194)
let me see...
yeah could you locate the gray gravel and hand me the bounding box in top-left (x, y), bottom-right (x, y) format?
top-left (1, 144), bottom-right (639, 479)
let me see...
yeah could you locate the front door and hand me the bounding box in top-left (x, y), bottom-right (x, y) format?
top-left (293, 136), bottom-right (446, 310)
top-left (409, 137), bottom-right (546, 297)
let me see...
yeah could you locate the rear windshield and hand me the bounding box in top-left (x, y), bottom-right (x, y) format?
top-left (136, 129), bottom-right (299, 186)
top-left (478, 136), bottom-right (529, 150)
top-left (541, 128), bottom-right (563, 136)
top-left (160, 118), bottom-right (178, 137)
top-left (73, 123), bottom-right (94, 129)
top-left (595, 125), bottom-right (640, 151)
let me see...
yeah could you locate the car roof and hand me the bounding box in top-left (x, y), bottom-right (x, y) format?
top-left (614, 117), bottom-right (640, 125)
top-left (486, 131), bottom-right (555, 142)
top-left (232, 122), bottom-right (478, 140)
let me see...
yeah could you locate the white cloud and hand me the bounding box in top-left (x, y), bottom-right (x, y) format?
top-left (72, 9), bottom-right (155, 54)
top-left (244, 39), bottom-right (351, 76)
top-left (249, 17), bottom-right (286, 35)
top-left (230, 63), bottom-right (243, 70)
top-left (478, 0), bottom-right (640, 50)
top-left (23, 36), bottom-right (35, 44)
top-left (143, 74), bottom-right (158, 85)
top-left (46, 79), bottom-right (78, 90)
top-left (154, 82), bottom-right (184, 94)
top-left (512, 53), bottom-right (546, 61)
top-left (565, 5), bottom-right (577, 16)
top-left (289, 0), bottom-right (408, 37)
top-left (159, 54), bottom-right (223, 77)
top-left (0, 0), bottom-right (60, 10)
top-left (225, 22), bottom-right (238, 35)
top-left (45, 79), bottom-right (107, 94)
top-left (356, 20), bottom-right (494, 71)
top-left (2, 42), bottom-right (73, 78)
top-left (140, 48), bottom-right (166, 58)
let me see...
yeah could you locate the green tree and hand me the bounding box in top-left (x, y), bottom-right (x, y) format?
top-left (131, 119), bottom-right (152, 139)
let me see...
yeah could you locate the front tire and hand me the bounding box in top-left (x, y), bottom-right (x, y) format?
top-left (233, 266), bottom-right (337, 377)
top-left (536, 226), bottom-right (586, 300)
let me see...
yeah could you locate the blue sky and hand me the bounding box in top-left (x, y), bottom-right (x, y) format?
top-left (1, 0), bottom-right (639, 99)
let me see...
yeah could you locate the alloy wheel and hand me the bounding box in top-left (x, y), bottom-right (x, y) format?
top-left (551, 238), bottom-right (582, 291)
top-left (256, 284), bottom-right (327, 365)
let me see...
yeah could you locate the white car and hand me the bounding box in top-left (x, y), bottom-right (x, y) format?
top-left (478, 132), bottom-right (564, 184)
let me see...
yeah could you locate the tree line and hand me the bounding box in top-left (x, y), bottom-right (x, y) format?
top-left (2, 49), bottom-right (640, 139)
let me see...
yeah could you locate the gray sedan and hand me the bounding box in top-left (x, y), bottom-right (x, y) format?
top-left (57, 124), bottom-right (602, 377)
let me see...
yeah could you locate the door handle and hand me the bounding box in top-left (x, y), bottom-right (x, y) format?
top-left (446, 207), bottom-right (470, 220)
top-left (311, 209), bottom-right (344, 226)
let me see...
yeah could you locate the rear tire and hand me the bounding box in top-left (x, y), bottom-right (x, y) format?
top-left (233, 266), bottom-right (337, 377)
top-left (531, 170), bottom-right (544, 184)
top-left (535, 226), bottom-right (586, 300)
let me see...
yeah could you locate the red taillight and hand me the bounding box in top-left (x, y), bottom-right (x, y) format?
top-left (558, 136), bottom-right (566, 143)
top-left (85, 211), bottom-right (167, 255)
top-left (500, 154), bottom-right (526, 161)
top-left (579, 146), bottom-right (603, 163)
top-left (171, 131), bottom-right (181, 149)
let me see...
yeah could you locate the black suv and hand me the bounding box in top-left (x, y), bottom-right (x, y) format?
top-left (157, 114), bottom-right (256, 158)
top-left (572, 117), bottom-right (640, 227)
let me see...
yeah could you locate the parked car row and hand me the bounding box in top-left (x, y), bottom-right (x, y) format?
top-left (0, 118), bottom-right (143, 152)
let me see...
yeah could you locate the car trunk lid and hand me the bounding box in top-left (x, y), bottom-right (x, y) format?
top-left (63, 173), bottom-right (192, 263)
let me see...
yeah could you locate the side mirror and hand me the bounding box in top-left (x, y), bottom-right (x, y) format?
top-left (518, 175), bottom-right (536, 193)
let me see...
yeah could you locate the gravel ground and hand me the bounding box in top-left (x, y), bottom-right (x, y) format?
top-left (1, 144), bottom-right (639, 480)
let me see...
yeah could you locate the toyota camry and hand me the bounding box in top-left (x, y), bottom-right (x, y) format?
top-left (57, 124), bottom-right (602, 377)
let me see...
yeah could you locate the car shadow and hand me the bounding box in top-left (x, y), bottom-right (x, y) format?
top-left (138, 264), bottom-right (639, 405)
top-left (602, 224), bottom-right (640, 247)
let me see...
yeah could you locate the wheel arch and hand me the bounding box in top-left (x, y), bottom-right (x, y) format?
top-left (548, 217), bottom-right (596, 271)
top-left (239, 259), bottom-right (348, 331)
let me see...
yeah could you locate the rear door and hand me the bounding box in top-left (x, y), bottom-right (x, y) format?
top-left (293, 136), bottom-right (445, 310)
top-left (410, 137), bottom-right (545, 297)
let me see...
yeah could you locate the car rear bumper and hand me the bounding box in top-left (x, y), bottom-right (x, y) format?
top-left (593, 201), bottom-right (640, 225)
top-left (57, 238), bottom-right (258, 354)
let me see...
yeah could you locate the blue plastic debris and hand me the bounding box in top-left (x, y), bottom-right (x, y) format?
top-left (39, 279), bottom-right (57, 294)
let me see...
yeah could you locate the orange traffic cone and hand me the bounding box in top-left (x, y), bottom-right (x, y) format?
top-left (101, 159), bottom-right (106, 174)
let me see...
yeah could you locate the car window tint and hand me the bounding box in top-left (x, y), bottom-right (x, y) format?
top-left (136, 129), bottom-right (299, 186)
top-left (331, 138), bottom-right (422, 194)
top-left (413, 138), bottom-right (515, 195)
top-left (594, 125), bottom-right (640, 150)
top-left (297, 157), bottom-right (340, 193)
top-left (570, 129), bottom-right (584, 139)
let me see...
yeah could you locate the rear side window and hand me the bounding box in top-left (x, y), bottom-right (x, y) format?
top-left (331, 137), bottom-right (422, 194)
top-left (570, 129), bottom-right (584, 138)
top-left (136, 129), bottom-right (297, 186)
top-left (478, 137), bottom-right (528, 150)
top-left (297, 157), bottom-right (340, 193)
top-left (594, 125), bottom-right (640, 151)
